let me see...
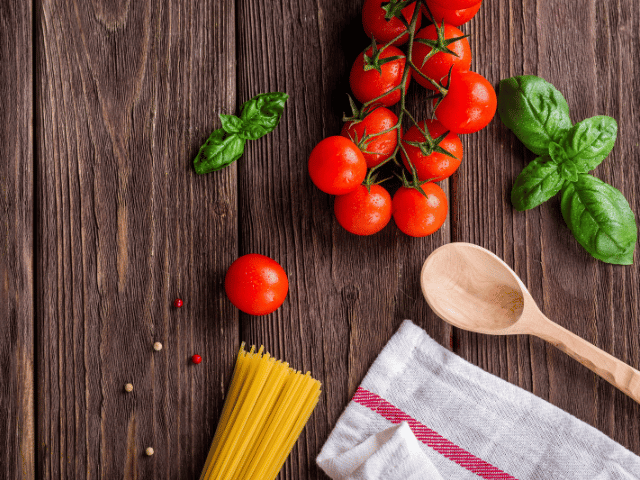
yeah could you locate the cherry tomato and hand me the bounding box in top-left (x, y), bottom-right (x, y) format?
top-left (350, 44), bottom-right (410, 107)
top-left (334, 185), bottom-right (392, 236)
top-left (308, 136), bottom-right (367, 195)
top-left (434, 70), bottom-right (496, 134)
top-left (362, 0), bottom-right (422, 46)
top-left (422, 0), bottom-right (482, 27)
top-left (430, 0), bottom-right (481, 9)
top-left (392, 184), bottom-right (448, 237)
top-left (401, 119), bottom-right (462, 181)
top-left (411, 24), bottom-right (471, 90)
top-left (341, 106), bottom-right (398, 168)
top-left (225, 254), bottom-right (289, 316)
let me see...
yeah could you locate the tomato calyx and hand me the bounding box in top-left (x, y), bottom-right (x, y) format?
top-left (413, 21), bottom-right (470, 67)
top-left (382, 0), bottom-right (414, 22)
top-left (363, 39), bottom-right (405, 74)
top-left (404, 128), bottom-right (458, 160)
top-left (397, 169), bottom-right (438, 199)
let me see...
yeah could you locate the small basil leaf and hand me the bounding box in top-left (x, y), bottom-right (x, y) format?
top-left (511, 156), bottom-right (565, 211)
top-left (239, 92), bottom-right (289, 140)
top-left (559, 162), bottom-right (579, 183)
top-left (548, 141), bottom-right (569, 165)
top-left (561, 116), bottom-right (617, 173)
top-left (193, 129), bottom-right (246, 175)
top-left (561, 175), bottom-right (637, 265)
top-left (498, 75), bottom-right (572, 156)
top-left (219, 114), bottom-right (244, 134)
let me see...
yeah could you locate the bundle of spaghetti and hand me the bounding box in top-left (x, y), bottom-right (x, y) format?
top-left (200, 343), bottom-right (322, 480)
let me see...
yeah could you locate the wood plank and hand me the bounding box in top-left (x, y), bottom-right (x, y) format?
top-left (235, 1), bottom-right (451, 479)
top-left (35, 0), bottom-right (238, 477)
top-left (0, 1), bottom-right (35, 478)
top-left (453, 0), bottom-right (640, 455)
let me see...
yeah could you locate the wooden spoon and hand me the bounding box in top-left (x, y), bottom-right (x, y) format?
top-left (421, 242), bottom-right (640, 404)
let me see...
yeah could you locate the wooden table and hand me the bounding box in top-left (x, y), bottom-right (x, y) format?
top-left (2, 0), bottom-right (639, 478)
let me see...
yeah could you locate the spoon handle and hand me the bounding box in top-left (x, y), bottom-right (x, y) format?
top-left (529, 313), bottom-right (640, 403)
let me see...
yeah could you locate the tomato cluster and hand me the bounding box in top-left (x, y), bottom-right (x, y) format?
top-left (308, 0), bottom-right (494, 237)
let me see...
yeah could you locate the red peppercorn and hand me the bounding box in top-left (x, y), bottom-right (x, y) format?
top-left (191, 354), bottom-right (202, 364)
top-left (173, 298), bottom-right (183, 308)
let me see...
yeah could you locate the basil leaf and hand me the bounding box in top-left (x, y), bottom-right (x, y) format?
top-left (193, 128), bottom-right (246, 175)
top-left (561, 116), bottom-right (617, 173)
top-left (558, 162), bottom-right (578, 183)
top-left (561, 175), bottom-right (637, 265)
top-left (219, 114), bottom-right (244, 134)
top-left (498, 75), bottom-right (572, 156)
top-left (239, 92), bottom-right (289, 141)
top-left (548, 141), bottom-right (568, 165)
top-left (511, 156), bottom-right (565, 211)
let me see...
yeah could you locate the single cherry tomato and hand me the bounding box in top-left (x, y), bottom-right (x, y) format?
top-left (334, 185), bottom-right (392, 236)
top-left (422, 0), bottom-right (482, 27)
top-left (341, 106), bottom-right (398, 168)
top-left (308, 136), bottom-right (367, 195)
top-left (362, 0), bottom-right (422, 46)
top-left (225, 254), bottom-right (289, 316)
top-left (392, 184), bottom-right (448, 237)
top-left (434, 70), bottom-right (497, 134)
top-left (173, 298), bottom-right (183, 308)
top-left (411, 24), bottom-right (471, 90)
top-left (350, 44), bottom-right (410, 107)
top-left (430, 0), bottom-right (481, 9)
top-left (191, 354), bottom-right (202, 364)
top-left (401, 119), bottom-right (462, 181)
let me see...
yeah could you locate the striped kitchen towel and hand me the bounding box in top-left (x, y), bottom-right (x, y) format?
top-left (317, 320), bottom-right (640, 479)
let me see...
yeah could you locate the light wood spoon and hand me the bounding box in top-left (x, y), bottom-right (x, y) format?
top-left (421, 242), bottom-right (640, 404)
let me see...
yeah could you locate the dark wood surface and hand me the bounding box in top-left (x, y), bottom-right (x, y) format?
top-left (1, 0), bottom-right (639, 478)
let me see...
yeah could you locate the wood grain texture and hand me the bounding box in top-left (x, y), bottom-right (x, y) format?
top-left (0, 0), bottom-right (35, 478)
top-left (0, 0), bottom-right (637, 477)
top-left (453, 0), bottom-right (640, 454)
top-left (35, 0), bottom-right (238, 477)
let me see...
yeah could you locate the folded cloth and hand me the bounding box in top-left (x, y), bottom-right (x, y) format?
top-left (317, 320), bottom-right (640, 480)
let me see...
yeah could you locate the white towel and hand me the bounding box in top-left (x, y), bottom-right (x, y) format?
top-left (317, 320), bottom-right (640, 479)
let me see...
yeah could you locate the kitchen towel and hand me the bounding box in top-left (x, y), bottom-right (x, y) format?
top-left (317, 320), bottom-right (640, 479)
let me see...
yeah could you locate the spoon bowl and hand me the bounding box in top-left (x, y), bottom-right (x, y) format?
top-left (421, 242), bottom-right (528, 335)
top-left (421, 242), bottom-right (640, 404)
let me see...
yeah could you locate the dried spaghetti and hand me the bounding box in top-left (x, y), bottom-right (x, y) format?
top-left (200, 344), bottom-right (322, 480)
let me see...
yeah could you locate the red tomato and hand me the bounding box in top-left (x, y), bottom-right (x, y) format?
top-left (411, 24), bottom-right (471, 90)
top-left (362, 0), bottom-right (422, 46)
top-left (334, 185), bottom-right (392, 236)
top-left (308, 136), bottom-right (367, 195)
top-left (392, 184), bottom-right (448, 237)
top-left (341, 106), bottom-right (398, 168)
top-left (430, 0), bottom-right (481, 9)
top-left (434, 70), bottom-right (496, 134)
top-left (401, 119), bottom-right (462, 181)
top-left (422, 0), bottom-right (482, 27)
top-left (350, 44), bottom-right (410, 107)
top-left (225, 254), bottom-right (289, 316)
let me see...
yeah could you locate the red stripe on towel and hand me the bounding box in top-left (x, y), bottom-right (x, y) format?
top-left (353, 387), bottom-right (518, 480)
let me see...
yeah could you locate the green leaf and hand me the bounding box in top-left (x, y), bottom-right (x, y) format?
top-left (559, 162), bottom-right (579, 183)
top-left (511, 156), bottom-right (565, 211)
top-left (219, 114), bottom-right (244, 134)
top-left (498, 75), bottom-right (572, 156)
top-left (560, 116), bottom-right (617, 173)
top-left (548, 141), bottom-right (569, 165)
top-left (561, 175), bottom-right (637, 265)
top-left (193, 128), bottom-right (246, 175)
top-left (239, 92), bottom-right (289, 140)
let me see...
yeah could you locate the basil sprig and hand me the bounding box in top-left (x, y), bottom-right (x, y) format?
top-left (498, 75), bottom-right (637, 265)
top-left (194, 92), bottom-right (288, 174)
